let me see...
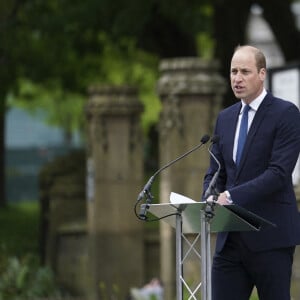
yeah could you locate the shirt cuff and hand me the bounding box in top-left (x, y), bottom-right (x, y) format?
top-left (224, 190), bottom-right (233, 204)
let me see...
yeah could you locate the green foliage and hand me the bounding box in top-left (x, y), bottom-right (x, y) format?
top-left (0, 255), bottom-right (62, 300)
top-left (10, 32), bottom-right (161, 133)
top-left (0, 202), bottom-right (39, 257)
top-left (99, 281), bottom-right (122, 300)
top-left (196, 32), bottom-right (215, 60)
top-left (2, 0), bottom-right (216, 136)
top-left (95, 33), bottom-right (161, 132)
top-left (3, 0), bottom-right (217, 136)
top-left (0, 202), bottom-right (63, 299)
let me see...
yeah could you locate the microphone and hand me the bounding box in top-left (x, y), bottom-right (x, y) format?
top-left (204, 135), bottom-right (221, 200)
top-left (137, 134), bottom-right (210, 220)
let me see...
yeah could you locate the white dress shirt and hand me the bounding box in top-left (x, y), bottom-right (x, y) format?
top-left (233, 89), bottom-right (267, 163)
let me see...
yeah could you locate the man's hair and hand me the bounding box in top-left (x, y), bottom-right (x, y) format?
top-left (234, 45), bottom-right (266, 71)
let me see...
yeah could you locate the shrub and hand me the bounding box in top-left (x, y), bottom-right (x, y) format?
top-left (0, 254), bottom-right (63, 300)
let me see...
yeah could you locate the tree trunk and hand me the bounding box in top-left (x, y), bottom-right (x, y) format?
top-left (138, 3), bottom-right (198, 57)
top-left (213, 0), bottom-right (253, 107)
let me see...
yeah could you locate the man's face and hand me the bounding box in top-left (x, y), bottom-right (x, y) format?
top-left (230, 49), bottom-right (266, 104)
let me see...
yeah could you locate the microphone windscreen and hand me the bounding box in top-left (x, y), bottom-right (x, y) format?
top-left (211, 135), bottom-right (220, 144)
top-left (201, 134), bottom-right (210, 144)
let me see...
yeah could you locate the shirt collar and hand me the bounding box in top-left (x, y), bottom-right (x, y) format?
top-left (240, 88), bottom-right (267, 113)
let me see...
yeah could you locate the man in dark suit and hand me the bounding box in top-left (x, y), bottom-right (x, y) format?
top-left (203, 45), bottom-right (300, 300)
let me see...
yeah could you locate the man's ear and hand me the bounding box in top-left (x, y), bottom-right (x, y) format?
top-left (259, 68), bottom-right (266, 81)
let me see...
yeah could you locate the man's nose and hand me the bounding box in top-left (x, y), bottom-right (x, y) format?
top-left (234, 73), bottom-right (243, 82)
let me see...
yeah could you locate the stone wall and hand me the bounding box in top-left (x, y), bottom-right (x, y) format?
top-left (39, 150), bottom-right (88, 296)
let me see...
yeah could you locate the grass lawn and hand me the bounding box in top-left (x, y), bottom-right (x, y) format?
top-left (0, 201), bottom-right (40, 257)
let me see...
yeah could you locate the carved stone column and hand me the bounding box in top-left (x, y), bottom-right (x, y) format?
top-left (157, 58), bottom-right (226, 300)
top-left (85, 86), bottom-right (144, 300)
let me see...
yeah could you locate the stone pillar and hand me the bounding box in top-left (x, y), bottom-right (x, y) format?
top-left (85, 86), bottom-right (144, 300)
top-left (157, 58), bottom-right (226, 300)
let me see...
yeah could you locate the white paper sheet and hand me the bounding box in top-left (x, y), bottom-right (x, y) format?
top-left (169, 192), bottom-right (196, 204)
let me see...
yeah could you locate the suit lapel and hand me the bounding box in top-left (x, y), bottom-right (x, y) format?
top-left (235, 94), bottom-right (272, 177)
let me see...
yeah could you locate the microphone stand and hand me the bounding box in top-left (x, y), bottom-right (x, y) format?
top-left (204, 137), bottom-right (220, 220)
top-left (204, 190), bottom-right (218, 221)
top-left (136, 134), bottom-right (211, 221)
top-left (138, 180), bottom-right (155, 220)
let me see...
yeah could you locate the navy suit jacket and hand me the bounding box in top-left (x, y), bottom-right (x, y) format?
top-left (203, 92), bottom-right (300, 252)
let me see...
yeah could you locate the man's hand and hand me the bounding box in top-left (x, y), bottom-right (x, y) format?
top-left (217, 192), bottom-right (231, 205)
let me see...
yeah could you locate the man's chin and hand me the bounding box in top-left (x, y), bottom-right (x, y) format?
top-left (233, 91), bottom-right (245, 99)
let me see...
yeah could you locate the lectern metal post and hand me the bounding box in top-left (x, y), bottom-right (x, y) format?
top-left (147, 193), bottom-right (275, 300)
top-left (200, 210), bottom-right (211, 300)
top-left (176, 213), bottom-right (183, 300)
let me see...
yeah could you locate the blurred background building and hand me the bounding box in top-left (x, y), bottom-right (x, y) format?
top-left (5, 107), bottom-right (82, 202)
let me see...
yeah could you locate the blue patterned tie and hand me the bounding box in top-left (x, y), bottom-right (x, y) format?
top-left (236, 105), bottom-right (251, 165)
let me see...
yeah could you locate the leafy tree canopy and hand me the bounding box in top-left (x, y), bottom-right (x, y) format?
top-left (4, 0), bottom-right (213, 135)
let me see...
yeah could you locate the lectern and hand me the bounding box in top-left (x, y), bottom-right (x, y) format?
top-left (148, 192), bottom-right (275, 300)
